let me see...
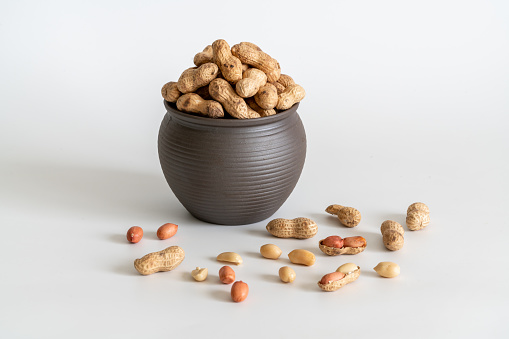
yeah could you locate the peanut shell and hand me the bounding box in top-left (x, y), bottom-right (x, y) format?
top-left (266, 217), bottom-right (318, 239)
top-left (380, 220), bottom-right (405, 235)
top-left (406, 210), bottom-right (430, 231)
top-left (318, 267), bottom-right (361, 292)
top-left (407, 202), bottom-right (429, 214)
top-left (318, 239), bottom-right (366, 256)
top-left (134, 246), bottom-right (185, 275)
top-left (382, 230), bottom-right (404, 251)
top-left (337, 207), bottom-right (361, 227)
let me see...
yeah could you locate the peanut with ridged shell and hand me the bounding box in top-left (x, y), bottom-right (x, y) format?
top-left (245, 97), bottom-right (276, 117)
top-left (177, 63), bottom-right (219, 94)
top-left (406, 210), bottom-right (430, 231)
top-left (176, 93), bottom-right (224, 118)
top-left (276, 84), bottom-right (305, 110)
top-left (231, 43), bottom-right (281, 82)
top-left (161, 82), bottom-right (181, 103)
top-left (134, 246), bottom-right (185, 275)
top-left (254, 83), bottom-right (278, 110)
top-left (380, 220), bottom-right (404, 251)
top-left (209, 78), bottom-right (261, 119)
top-left (325, 204), bottom-right (361, 227)
top-left (212, 39), bottom-right (243, 83)
top-left (194, 45), bottom-right (213, 66)
top-left (318, 266), bottom-right (360, 292)
top-left (236, 68), bottom-right (267, 98)
top-left (266, 217), bottom-right (318, 239)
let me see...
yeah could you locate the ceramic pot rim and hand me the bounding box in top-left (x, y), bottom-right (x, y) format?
top-left (164, 100), bottom-right (300, 127)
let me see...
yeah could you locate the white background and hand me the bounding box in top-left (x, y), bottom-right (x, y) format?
top-left (1, 0), bottom-right (508, 338)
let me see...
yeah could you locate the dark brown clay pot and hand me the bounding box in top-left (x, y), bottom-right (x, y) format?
top-left (158, 101), bottom-right (306, 225)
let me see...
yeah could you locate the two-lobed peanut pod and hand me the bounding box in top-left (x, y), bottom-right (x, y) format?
top-left (161, 81), bottom-right (181, 103)
top-left (212, 39), bottom-right (243, 83)
top-left (176, 93), bottom-right (224, 118)
top-left (276, 84), bottom-right (306, 110)
top-left (325, 204), bottom-right (361, 227)
top-left (236, 68), bottom-right (267, 98)
top-left (406, 202), bottom-right (430, 231)
top-left (381, 220), bottom-right (404, 251)
top-left (177, 63), bottom-right (219, 94)
top-left (266, 217), bottom-right (318, 239)
top-left (194, 45), bottom-right (213, 66)
top-left (231, 43), bottom-right (281, 82)
top-left (134, 246), bottom-right (185, 275)
top-left (209, 78), bottom-right (261, 119)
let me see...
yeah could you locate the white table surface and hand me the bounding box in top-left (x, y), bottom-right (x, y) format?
top-left (1, 1), bottom-right (508, 338)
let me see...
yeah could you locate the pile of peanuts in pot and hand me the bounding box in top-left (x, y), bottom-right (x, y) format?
top-left (125, 202), bottom-right (430, 301)
top-left (161, 39), bottom-right (306, 119)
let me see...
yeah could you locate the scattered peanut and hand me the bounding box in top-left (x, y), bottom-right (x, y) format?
top-left (373, 262), bottom-right (400, 278)
top-left (161, 81), bottom-right (181, 103)
top-left (191, 267), bottom-right (208, 282)
top-left (380, 220), bottom-right (404, 251)
top-left (336, 263), bottom-right (359, 275)
top-left (231, 281), bottom-right (249, 302)
top-left (406, 202), bottom-right (430, 231)
top-left (219, 266), bottom-right (236, 284)
top-left (276, 84), bottom-right (306, 110)
top-left (318, 266), bottom-right (361, 292)
top-left (319, 235), bottom-right (366, 255)
top-left (288, 249), bottom-right (316, 266)
top-left (177, 63), bottom-right (219, 94)
top-left (254, 83), bottom-right (278, 110)
top-left (212, 39), bottom-right (243, 83)
top-left (193, 45), bottom-right (213, 66)
top-left (216, 252), bottom-right (243, 265)
top-left (236, 68), bottom-right (267, 98)
top-left (266, 217), bottom-right (318, 239)
top-left (209, 78), bottom-right (261, 119)
top-left (156, 223), bottom-right (178, 240)
top-left (126, 226), bottom-right (143, 243)
top-left (279, 266), bottom-right (296, 283)
top-left (134, 246), bottom-right (185, 275)
top-left (325, 204), bottom-right (361, 227)
top-left (176, 93), bottom-right (224, 118)
top-left (260, 244), bottom-right (282, 259)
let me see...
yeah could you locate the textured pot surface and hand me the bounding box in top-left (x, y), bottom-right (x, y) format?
top-left (158, 101), bottom-right (306, 225)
